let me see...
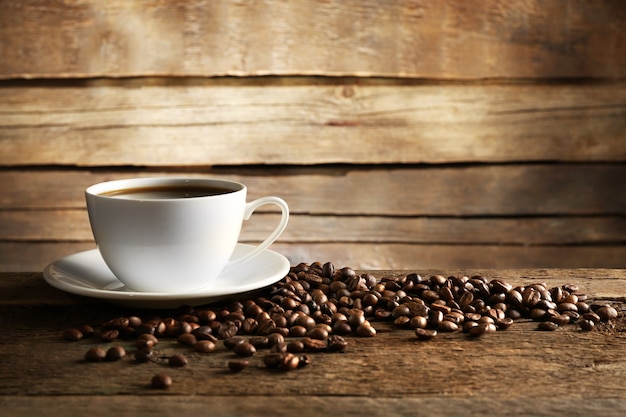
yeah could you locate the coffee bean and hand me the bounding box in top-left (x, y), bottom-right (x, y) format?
top-left (105, 346), bottom-right (126, 361)
top-left (177, 333), bottom-right (197, 346)
top-left (438, 320), bottom-right (459, 332)
top-left (100, 329), bottom-right (119, 342)
top-left (327, 335), bottom-right (348, 352)
top-left (597, 306), bottom-right (618, 322)
top-left (415, 328), bottom-right (437, 341)
top-left (78, 324), bottom-right (95, 338)
top-left (496, 317), bottom-right (514, 330)
top-left (84, 347), bottom-right (106, 362)
top-left (306, 327), bottom-right (329, 340)
top-left (280, 353), bottom-right (300, 371)
top-left (491, 279), bottom-right (512, 294)
top-left (356, 322), bottom-right (376, 337)
top-left (468, 322), bottom-right (497, 337)
top-left (332, 320), bottom-right (352, 335)
top-left (302, 337), bottom-right (327, 352)
top-left (151, 373), bottom-right (172, 389)
top-left (233, 342), bottom-right (256, 357)
top-left (194, 340), bottom-right (216, 353)
top-left (287, 340), bottom-right (305, 353)
top-left (228, 360), bottom-right (249, 373)
top-left (271, 342), bottom-right (288, 353)
top-left (582, 312), bottom-right (601, 323)
top-left (63, 328), bottom-right (83, 341)
top-left (218, 321), bottom-right (240, 339)
top-left (248, 336), bottom-right (270, 349)
top-left (549, 314), bottom-right (571, 326)
top-left (463, 321), bottom-right (479, 333)
top-left (192, 326), bottom-right (217, 342)
top-left (409, 315), bottom-right (428, 329)
top-left (580, 319), bottom-right (595, 331)
top-left (102, 317), bottom-right (129, 330)
top-left (557, 302), bottom-right (578, 313)
top-left (134, 350), bottom-right (154, 363)
top-left (263, 352), bottom-right (284, 369)
top-left (537, 321), bottom-right (559, 331)
top-left (168, 354), bottom-right (188, 367)
top-left (223, 336), bottom-right (245, 349)
top-left (298, 354), bottom-right (311, 368)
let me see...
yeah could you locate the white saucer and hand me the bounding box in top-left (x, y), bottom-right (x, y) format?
top-left (43, 244), bottom-right (290, 308)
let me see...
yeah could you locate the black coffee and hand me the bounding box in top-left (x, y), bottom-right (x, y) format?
top-left (101, 185), bottom-right (233, 199)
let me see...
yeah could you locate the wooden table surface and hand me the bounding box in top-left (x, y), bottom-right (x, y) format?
top-left (2, 267), bottom-right (626, 417)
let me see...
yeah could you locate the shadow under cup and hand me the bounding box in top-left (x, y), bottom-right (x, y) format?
top-left (85, 178), bottom-right (289, 293)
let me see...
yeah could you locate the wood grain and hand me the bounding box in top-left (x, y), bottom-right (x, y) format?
top-left (1, 269), bottom-right (626, 417)
top-left (3, 241), bottom-right (626, 272)
top-left (2, 209), bottom-right (625, 245)
top-left (1, 0), bottom-right (625, 79)
top-left (1, 396), bottom-right (626, 417)
top-left (2, 166), bottom-right (625, 215)
top-left (2, 79), bottom-right (625, 165)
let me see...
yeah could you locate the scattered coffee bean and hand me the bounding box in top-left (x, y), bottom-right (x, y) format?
top-left (356, 322), bottom-right (376, 337)
top-left (597, 306), bottom-right (618, 322)
top-left (233, 342), bottom-right (256, 357)
top-left (580, 319), bottom-right (595, 332)
top-left (194, 340), bottom-right (216, 353)
top-left (415, 328), bottom-right (437, 341)
top-left (177, 333), bottom-right (197, 346)
top-left (249, 336), bottom-right (270, 349)
top-left (287, 340), bottom-right (305, 353)
top-left (228, 360), bottom-right (249, 373)
top-left (105, 346), bottom-right (126, 361)
top-left (65, 261), bottom-right (616, 385)
top-left (582, 312), bottom-right (601, 323)
top-left (63, 328), bottom-right (83, 341)
top-left (280, 353), bottom-right (300, 371)
top-left (100, 329), bottom-right (119, 343)
top-left (134, 350), bottom-right (154, 363)
top-left (78, 325), bottom-right (95, 338)
top-left (151, 373), bottom-right (172, 389)
top-left (537, 321), bottom-right (559, 331)
top-left (468, 323), bottom-right (496, 337)
top-left (302, 337), bottom-right (327, 352)
top-left (84, 346), bottom-right (106, 362)
top-left (168, 354), bottom-right (188, 367)
top-left (224, 336), bottom-right (245, 349)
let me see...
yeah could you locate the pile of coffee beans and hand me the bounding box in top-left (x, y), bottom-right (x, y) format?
top-left (63, 262), bottom-right (620, 388)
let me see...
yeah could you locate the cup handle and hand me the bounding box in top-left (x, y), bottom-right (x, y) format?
top-left (224, 196), bottom-right (289, 270)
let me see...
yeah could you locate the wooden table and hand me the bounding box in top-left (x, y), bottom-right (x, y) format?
top-left (2, 268), bottom-right (626, 417)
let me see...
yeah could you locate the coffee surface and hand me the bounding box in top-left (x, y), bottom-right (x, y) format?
top-left (101, 185), bottom-right (233, 199)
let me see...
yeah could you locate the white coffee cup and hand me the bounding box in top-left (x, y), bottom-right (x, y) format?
top-left (85, 177), bottom-right (289, 293)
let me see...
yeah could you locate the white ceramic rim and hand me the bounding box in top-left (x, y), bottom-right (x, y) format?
top-left (86, 177), bottom-right (246, 201)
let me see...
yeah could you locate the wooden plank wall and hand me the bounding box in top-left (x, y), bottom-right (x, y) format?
top-left (0, 0), bottom-right (625, 272)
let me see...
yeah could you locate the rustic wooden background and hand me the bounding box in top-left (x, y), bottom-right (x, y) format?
top-left (0, 0), bottom-right (625, 273)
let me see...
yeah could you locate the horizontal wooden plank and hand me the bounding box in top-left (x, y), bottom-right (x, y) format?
top-left (272, 243), bottom-right (626, 270)
top-left (2, 269), bottom-right (626, 417)
top-left (3, 242), bottom-right (626, 273)
top-left (1, 0), bottom-right (624, 79)
top-left (2, 210), bottom-right (624, 246)
top-left (1, 79), bottom-right (625, 165)
top-left (1, 386), bottom-right (626, 417)
top-left (1, 166), bottom-right (624, 216)
top-left (3, 396), bottom-right (626, 417)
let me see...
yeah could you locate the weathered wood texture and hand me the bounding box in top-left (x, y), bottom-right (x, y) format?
top-left (1, 79), bottom-right (626, 165)
top-left (1, 0), bottom-right (625, 79)
top-left (1, 165), bottom-right (625, 271)
top-left (0, 0), bottom-right (624, 272)
top-left (2, 268), bottom-right (626, 417)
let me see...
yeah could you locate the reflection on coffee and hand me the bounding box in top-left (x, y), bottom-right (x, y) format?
top-left (101, 185), bottom-right (233, 199)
